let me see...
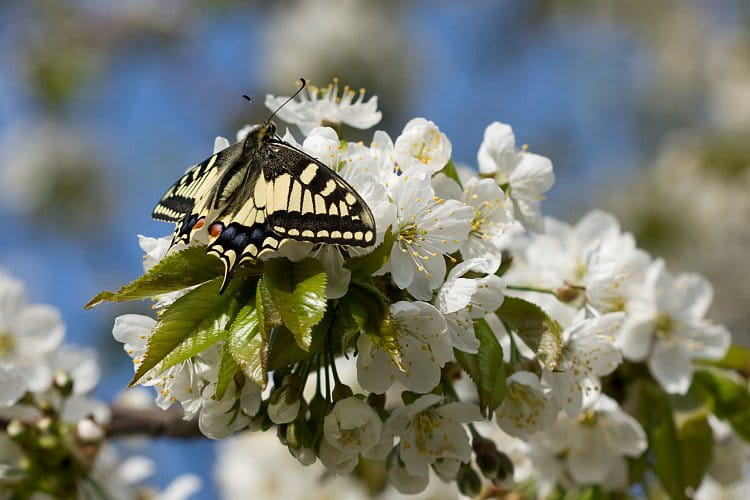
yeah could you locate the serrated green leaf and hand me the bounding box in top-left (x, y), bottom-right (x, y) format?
top-left (692, 368), bottom-right (750, 442)
top-left (345, 229), bottom-right (394, 280)
top-left (263, 258), bottom-right (327, 350)
top-left (85, 246), bottom-right (261, 309)
top-left (643, 384), bottom-right (690, 500)
top-left (496, 296), bottom-right (563, 371)
top-left (226, 303), bottom-right (267, 387)
top-left (129, 278), bottom-right (246, 386)
top-left (256, 278), bottom-right (281, 342)
top-left (215, 342), bottom-right (238, 400)
top-left (333, 301), bottom-right (360, 350)
top-left (439, 159), bottom-right (463, 189)
top-left (454, 318), bottom-right (506, 417)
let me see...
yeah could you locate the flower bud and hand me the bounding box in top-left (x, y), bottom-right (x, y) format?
top-left (555, 282), bottom-right (585, 303)
top-left (473, 436), bottom-right (514, 483)
top-left (268, 382), bottom-right (301, 424)
top-left (287, 421), bottom-right (316, 466)
top-left (53, 370), bottom-right (74, 397)
top-left (457, 462), bottom-right (482, 497)
top-left (77, 418), bottom-right (105, 442)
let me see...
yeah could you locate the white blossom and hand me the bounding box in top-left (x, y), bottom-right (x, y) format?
top-left (387, 394), bottom-right (482, 481)
top-left (543, 312), bottom-right (624, 417)
top-left (378, 171), bottom-right (473, 300)
top-left (324, 396), bottom-right (382, 454)
top-left (495, 371), bottom-right (559, 437)
top-left (394, 118), bottom-right (452, 174)
top-left (530, 394), bottom-right (647, 489)
top-left (356, 301), bottom-right (450, 394)
top-left (318, 438), bottom-right (359, 475)
top-left (477, 121), bottom-right (554, 232)
top-left (0, 271), bottom-right (65, 406)
top-left (266, 79), bottom-right (382, 135)
top-left (619, 260), bottom-right (731, 394)
top-left (433, 258), bottom-right (506, 353)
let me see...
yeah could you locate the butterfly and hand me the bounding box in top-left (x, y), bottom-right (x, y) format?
top-left (152, 85), bottom-right (376, 293)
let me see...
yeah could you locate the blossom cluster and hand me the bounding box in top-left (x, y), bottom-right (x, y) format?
top-left (91, 81), bottom-right (749, 498)
top-left (0, 271), bottom-right (200, 499)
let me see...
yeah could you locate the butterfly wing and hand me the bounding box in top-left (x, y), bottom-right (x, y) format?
top-left (152, 142), bottom-right (245, 249)
top-left (205, 139), bottom-right (376, 291)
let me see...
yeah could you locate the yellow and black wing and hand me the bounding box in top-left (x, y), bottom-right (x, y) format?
top-left (152, 142), bottom-right (245, 249)
top-left (205, 139), bottom-right (376, 291)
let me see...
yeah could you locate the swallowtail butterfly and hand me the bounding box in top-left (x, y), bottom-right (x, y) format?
top-left (152, 82), bottom-right (376, 293)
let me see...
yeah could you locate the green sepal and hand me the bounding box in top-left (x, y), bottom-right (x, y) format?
top-left (439, 159), bottom-right (463, 189)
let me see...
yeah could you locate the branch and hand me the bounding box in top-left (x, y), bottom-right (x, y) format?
top-left (0, 406), bottom-right (203, 439)
top-left (105, 406), bottom-right (202, 438)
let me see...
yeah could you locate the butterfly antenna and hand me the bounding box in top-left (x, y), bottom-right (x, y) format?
top-left (266, 78), bottom-right (307, 124)
top-left (242, 94), bottom-right (253, 104)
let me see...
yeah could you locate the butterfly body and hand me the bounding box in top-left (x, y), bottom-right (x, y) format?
top-left (153, 122), bottom-right (376, 292)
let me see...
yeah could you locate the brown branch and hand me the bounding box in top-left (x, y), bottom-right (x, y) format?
top-left (0, 406), bottom-right (203, 439)
top-left (105, 406), bottom-right (202, 438)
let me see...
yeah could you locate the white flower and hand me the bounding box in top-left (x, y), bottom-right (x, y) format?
top-left (386, 455), bottom-right (430, 495)
top-left (0, 271), bottom-right (65, 405)
top-left (356, 301), bottom-right (450, 394)
top-left (197, 379), bottom-right (259, 439)
top-left (387, 394), bottom-right (482, 479)
top-left (394, 118), bottom-right (452, 174)
top-left (705, 416), bottom-right (748, 487)
top-left (45, 344), bottom-right (100, 395)
top-left (138, 234), bottom-right (171, 271)
top-left (433, 258), bottom-right (506, 353)
top-left (495, 371), bottom-right (559, 437)
top-left (543, 312), bottom-right (624, 417)
top-left (379, 171), bottom-right (473, 300)
top-left (478, 121), bottom-right (554, 232)
top-left (112, 314), bottom-right (204, 415)
top-left (318, 438), bottom-right (359, 475)
top-left (324, 396), bottom-right (382, 454)
top-left (619, 260), bottom-right (731, 394)
top-left (531, 394), bottom-right (646, 489)
top-left (265, 79), bottom-right (382, 135)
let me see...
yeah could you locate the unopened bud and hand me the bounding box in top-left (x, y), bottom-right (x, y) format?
top-left (287, 421), bottom-right (316, 466)
top-left (268, 385), bottom-right (301, 424)
top-left (473, 436), bottom-right (513, 482)
top-left (77, 419), bottom-right (104, 442)
top-left (6, 419), bottom-right (25, 439)
top-left (53, 370), bottom-right (74, 397)
top-left (555, 283), bottom-right (585, 303)
top-left (457, 462), bottom-right (482, 497)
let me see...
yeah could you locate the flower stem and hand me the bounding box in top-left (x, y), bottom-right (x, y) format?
top-left (506, 284), bottom-right (556, 295)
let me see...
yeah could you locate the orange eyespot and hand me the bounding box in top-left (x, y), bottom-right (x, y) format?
top-left (209, 222), bottom-right (223, 238)
top-left (193, 217), bottom-right (205, 230)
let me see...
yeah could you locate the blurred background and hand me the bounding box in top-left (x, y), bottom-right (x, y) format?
top-left (1, 0), bottom-right (748, 497)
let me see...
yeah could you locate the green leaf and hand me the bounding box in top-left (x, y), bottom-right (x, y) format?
top-left (439, 159), bottom-right (463, 189)
top-left (693, 368), bottom-right (750, 442)
top-left (225, 302), bottom-right (267, 387)
top-left (267, 314), bottom-right (329, 370)
top-left (345, 229), bottom-right (394, 280)
top-left (333, 301), bottom-right (361, 351)
top-left (454, 318), bottom-right (506, 417)
top-left (85, 246), bottom-right (260, 309)
top-left (263, 258), bottom-right (327, 350)
top-left (676, 414), bottom-right (713, 490)
top-left (697, 344), bottom-right (750, 375)
top-left (256, 278), bottom-right (281, 342)
top-left (496, 296), bottom-right (563, 371)
top-left (215, 342), bottom-right (238, 400)
top-left (129, 278), bottom-right (246, 386)
top-left (643, 385), bottom-right (690, 500)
